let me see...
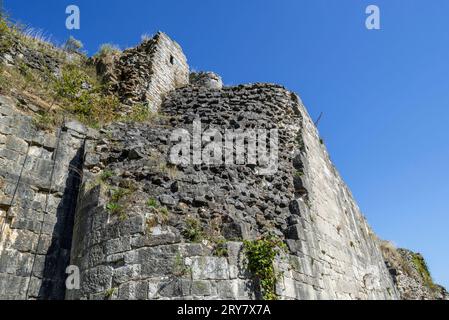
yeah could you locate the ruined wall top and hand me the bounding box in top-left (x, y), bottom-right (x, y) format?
top-left (105, 32), bottom-right (190, 110)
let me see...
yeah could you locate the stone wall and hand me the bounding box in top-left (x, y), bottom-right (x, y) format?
top-left (0, 95), bottom-right (94, 299)
top-left (0, 30), bottom-right (64, 75)
top-left (382, 245), bottom-right (449, 300)
top-left (108, 32), bottom-right (189, 110)
top-left (66, 82), bottom-right (399, 300)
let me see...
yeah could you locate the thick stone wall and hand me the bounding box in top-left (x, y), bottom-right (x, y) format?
top-left (109, 32), bottom-right (189, 110)
top-left (0, 95), bottom-right (93, 299)
top-left (66, 83), bottom-right (399, 300)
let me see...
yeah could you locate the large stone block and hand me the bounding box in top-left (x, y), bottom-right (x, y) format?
top-left (190, 257), bottom-right (229, 280)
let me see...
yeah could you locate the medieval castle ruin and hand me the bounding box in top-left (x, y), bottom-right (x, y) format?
top-left (0, 22), bottom-right (447, 300)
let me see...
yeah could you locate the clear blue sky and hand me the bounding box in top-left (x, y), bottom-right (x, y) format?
top-left (4, 0), bottom-right (448, 289)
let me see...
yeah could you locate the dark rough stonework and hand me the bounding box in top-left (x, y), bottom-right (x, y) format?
top-left (67, 83), bottom-right (398, 300)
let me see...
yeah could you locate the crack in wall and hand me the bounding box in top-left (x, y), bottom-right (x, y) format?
top-left (28, 127), bottom-right (86, 300)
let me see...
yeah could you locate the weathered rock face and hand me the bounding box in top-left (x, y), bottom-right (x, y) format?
top-left (0, 33), bottom-right (63, 75)
top-left (105, 32), bottom-right (189, 110)
top-left (66, 82), bottom-right (398, 300)
top-left (382, 246), bottom-right (449, 300)
top-left (0, 96), bottom-right (97, 299)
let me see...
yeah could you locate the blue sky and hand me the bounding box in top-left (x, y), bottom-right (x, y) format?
top-left (4, 0), bottom-right (449, 289)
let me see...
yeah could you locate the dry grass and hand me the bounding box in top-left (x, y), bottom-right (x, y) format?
top-left (140, 33), bottom-right (154, 42)
top-left (0, 15), bottom-right (160, 131)
top-left (94, 43), bottom-right (121, 59)
top-left (1, 16), bottom-right (64, 59)
top-left (20, 26), bottom-right (55, 48)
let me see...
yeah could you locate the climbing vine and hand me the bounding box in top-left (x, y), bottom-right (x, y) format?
top-left (243, 235), bottom-right (287, 300)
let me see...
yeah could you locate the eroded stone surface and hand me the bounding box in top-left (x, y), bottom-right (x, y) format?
top-left (0, 97), bottom-right (95, 299)
top-left (66, 83), bottom-right (400, 300)
top-left (103, 32), bottom-right (189, 110)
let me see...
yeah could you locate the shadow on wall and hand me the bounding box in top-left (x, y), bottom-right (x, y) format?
top-left (38, 141), bottom-right (85, 300)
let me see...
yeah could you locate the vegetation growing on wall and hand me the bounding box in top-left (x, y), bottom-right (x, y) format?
top-left (0, 16), bottom-right (143, 129)
top-left (0, 16), bottom-right (13, 53)
top-left (411, 253), bottom-right (436, 290)
top-left (182, 217), bottom-right (204, 242)
top-left (145, 198), bottom-right (170, 230)
top-left (106, 183), bottom-right (137, 221)
top-left (51, 62), bottom-right (121, 128)
top-left (379, 240), bottom-right (412, 276)
top-left (243, 235), bottom-right (287, 300)
top-left (32, 112), bottom-right (61, 131)
top-left (93, 43), bottom-right (121, 59)
top-left (104, 288), bottom-right (117, 300)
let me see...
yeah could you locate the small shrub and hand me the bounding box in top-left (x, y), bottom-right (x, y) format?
top-left (294, 170), bottom-right (304, 177)
top-left (106, 186), bottom-right (135, 221)
top-left (32, 112), bottom-right (58, 131)
top-left (146, 198), bottom-right (158, 208)
top-left (106, 204), bottom-right (127, 222)
top-left (122, 103), bottom-right (157, 123)
top-left (159, 163), bottom-right (179, 179)
top-left (146, 216), bottom-right (158, 230)
top-left (52, 63), bottom-right (121, 128)
top-left (106, 202), bottom-right (123, 215)
top-left (110, 187), bottom-right (131, 203)
top-left (54, 64), bottom-right (89, 99)
top-left (0, 18), bottom-right (8, 33)
top-left (243, 235), bottom-right (287, 300)
top-left (182, 217), bottom-right (204, 242)
top-left (104, 288), bottom-right (117, 299)
top-left (159, 206), bottom-right (169, 217)
top-left (0, 18), bottom-right (13, 53)
top-left (213, 239), bottom-right (228, 257)
top-left (17, 60), bottom-right (35, 90)
top-left (145, 207), bottom-right (170, 231)
top-left (173, 252), bottom-right (190, 277)
top-left (100, 170), bottom-right (114, 182)
top-left (94, 43), bottom-right (121, 59)
top-left (64, 36), bottom-right (83, 53)
top-left (145, 199), bottom-right (170, 231)
top-left (119, 179), bottom-right (138, 192)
